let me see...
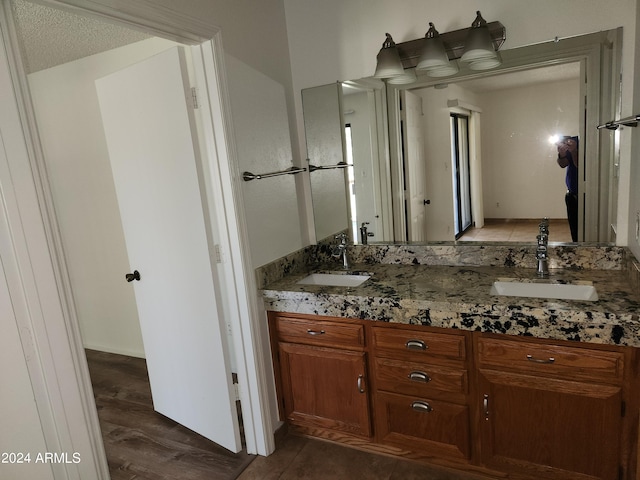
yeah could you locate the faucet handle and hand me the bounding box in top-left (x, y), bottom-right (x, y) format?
top-left (539, 217), bottom-right (550, 234)
top-left (335, 232), bottom-right (349, 244)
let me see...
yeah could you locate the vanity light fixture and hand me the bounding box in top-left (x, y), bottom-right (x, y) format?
top-left (373, 33), bottom-right (405, 79)
top-left (460, 11), bottom-right (501, 70)
top-left (373, 11), bottom-right (505, 80)
top-left (416, 23), bottom-right (459, 78)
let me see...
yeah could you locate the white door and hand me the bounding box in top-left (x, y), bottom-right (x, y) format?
top-left (401, 90), bottom-right (428, 242)
top-left (95, 47), bottom-right (242, 452)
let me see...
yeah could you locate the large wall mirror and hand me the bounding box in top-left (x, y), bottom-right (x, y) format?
top-left (302, 28), bottom-right (622, 245)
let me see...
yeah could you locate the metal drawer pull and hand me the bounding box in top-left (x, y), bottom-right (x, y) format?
top-left (405, 339), bottom-right (427, 351)
top-left (411, 401), bottom-right (433, 413)
top-left (526, 354), bottom-right (555, 364)
top-left (408, 371), bottom-right (431, 383)
top-left (306, 329), bottom-right (326, 336)
top-left (357, 374), bottom-right (365, 393)
top-left (483, 394), bottom-right (489, 420)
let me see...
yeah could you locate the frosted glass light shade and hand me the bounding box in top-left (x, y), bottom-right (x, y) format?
top-left (460, 11), bottom-right (497, 63)
top-left (416, 23), bottom-right (450, 71)
top-left (468, 54), bottom-right (502, 70)
top-left (373, 33), bottom-right (405, 78)
top-left (426, 62), bottom-right (459, 78)
top-left (387, 68), bottom-right (417, 84)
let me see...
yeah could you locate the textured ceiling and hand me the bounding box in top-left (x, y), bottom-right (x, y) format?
top-left (11, 0), bottom-right (151, 73)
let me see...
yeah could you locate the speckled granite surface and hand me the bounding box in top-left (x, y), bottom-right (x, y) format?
top-left (256, 243), bottom-right (626, 289)
top-left (259, 244), bottom-right (640, 347)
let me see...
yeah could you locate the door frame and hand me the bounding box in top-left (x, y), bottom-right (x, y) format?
top-left (0, 0), bottom-right (275, 477)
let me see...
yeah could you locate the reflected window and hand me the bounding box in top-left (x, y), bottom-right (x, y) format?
top-left (451, 114), bottom-right (472, 238)
top-left (344, 124), bottom-right (357, 240)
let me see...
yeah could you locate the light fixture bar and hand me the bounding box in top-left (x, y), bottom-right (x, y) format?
top-left (395, 21), bottom-right (506, 69)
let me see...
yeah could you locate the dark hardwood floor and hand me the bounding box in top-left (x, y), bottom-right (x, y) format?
top-left (85, 349), bottom-right (255, 480)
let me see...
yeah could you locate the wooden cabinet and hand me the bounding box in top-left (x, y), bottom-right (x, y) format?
top-left (371, 325), bottom-right (472, 460)
top-left (476, 334), bottom-right (628, 480)
top-left (268, 312), bottom-right (638, 479)
top-left (269, 312), bottom-right (371, 438)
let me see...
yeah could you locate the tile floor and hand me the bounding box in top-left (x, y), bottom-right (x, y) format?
top-left (458, 218), bottom-right (572, 243)
top-left (237, 434), bottom-right (492, 480)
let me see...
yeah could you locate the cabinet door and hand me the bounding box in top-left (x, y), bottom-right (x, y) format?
top-left (279, 342), bottom-right (371, 437)
top-left (478, 369), bottom-right (622, 480)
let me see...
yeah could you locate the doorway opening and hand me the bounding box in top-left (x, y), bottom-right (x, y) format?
top-left (9, 0), bottom-right (251, 475)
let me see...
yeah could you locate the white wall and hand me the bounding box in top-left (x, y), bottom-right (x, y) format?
top-left (480, 78), bottom-right (579, 219)
top-left (28, 38), bottom-right (180, 358)
top-left (226, 53), bottom-right (303, 267)
top-left (283, 0), bottom-right (638, 246)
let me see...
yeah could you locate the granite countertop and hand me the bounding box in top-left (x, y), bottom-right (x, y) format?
top-left (262, 263), bottom-right (640, 347)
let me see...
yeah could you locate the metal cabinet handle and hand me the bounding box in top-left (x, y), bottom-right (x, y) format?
top-left (526, 354), bottom-right (555, 364)
top-left (306, 329), bottom-right (326, 336)
top-left (405, 339), bottom-right (427, 351)
top-left (125, 270), bottom-right (140, 282)
top-left (411, 401), bottom-right (432, 413)
top-left (483, 394), bottom-right (489, 420)
top-left (408, 371), bottom-right (431, 383)
top-left (357, 374), bottom-right (365, 393)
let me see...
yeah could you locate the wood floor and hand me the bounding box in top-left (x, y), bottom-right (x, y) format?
top-left (86, 349), bottom-right (255, 480)
top-left (87, 349), bottom-right (489, 479)
top-left (237, 434), bottom-right (489, 480)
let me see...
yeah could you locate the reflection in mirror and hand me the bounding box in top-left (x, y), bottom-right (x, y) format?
top-left (302, 83), bottom-right (349, 241)
top-left (341, 81), bottom-right (393, 243)
top-left (413, 63), bottom-right (580, 243)
top-left (303, 29), bottom-right (621, 246)
top-left (303, 80), bottom-right (394, 243)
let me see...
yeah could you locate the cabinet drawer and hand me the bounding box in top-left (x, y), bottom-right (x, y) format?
top-left (476, 336), bottom-right (624, 383)
top-left (373, 327), bottom-right (466, 362)
top-left (276, 317), bottom-right (365, 349)
top-left (374, 357), bottom-right (468, 398)
top-left (375, 391), bottom-right (470, 460)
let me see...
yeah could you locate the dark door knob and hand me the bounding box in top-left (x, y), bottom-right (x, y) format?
top-left (423, 199), bottom-right (431, 205)
top-left (125, 270), bottom-right (141, 282)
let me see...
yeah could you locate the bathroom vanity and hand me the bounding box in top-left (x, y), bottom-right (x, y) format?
top-left (260, 245), bottom-right (640, 480)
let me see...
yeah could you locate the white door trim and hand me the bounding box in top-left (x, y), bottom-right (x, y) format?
top-left (0, 3), bottom-right (275, 479)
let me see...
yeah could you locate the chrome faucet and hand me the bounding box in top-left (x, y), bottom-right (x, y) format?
top-left (359, 222), bottom-right (374, 244)
top-left (332, 232), bottom-right (351, 270)
top-left (536, 217), bottom-right (549, 277)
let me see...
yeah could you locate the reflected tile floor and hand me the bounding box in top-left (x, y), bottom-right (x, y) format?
top-left (458, 218), bottom-right (572, 243)
top-left (237, 434), bottom-right (491, 480)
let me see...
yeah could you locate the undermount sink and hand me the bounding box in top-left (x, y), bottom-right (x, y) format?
top-left (490, 279), bottom-right (598, 301)
top-left (297, 273), bottom-right (371, 287)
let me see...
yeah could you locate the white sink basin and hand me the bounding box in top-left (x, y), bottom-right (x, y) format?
top-left (490, 280), bottom-right (598, 301)
top-left (297, 273), bottom-right (371, 287)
